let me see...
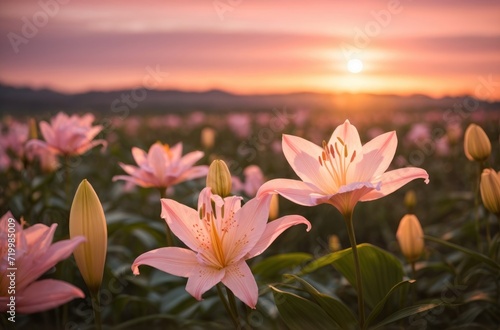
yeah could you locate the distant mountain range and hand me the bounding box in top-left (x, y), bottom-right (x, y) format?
top-left (0, 83), bottom-right (498, 115)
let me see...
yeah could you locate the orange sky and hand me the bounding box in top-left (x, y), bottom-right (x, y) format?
top-left (0, 0), bottom-right (499, 100)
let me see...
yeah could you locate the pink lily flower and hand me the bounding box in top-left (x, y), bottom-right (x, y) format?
top-left (0, 212), bottom-right (85, 314)
top-left (113, 142), bottom-right (208, 189)
top-left (257, 120), bottom-right (429, 216)
top-left (132, 188), bottom-right (311, 308)
top-left (27, 112), bottom-right (106, 157)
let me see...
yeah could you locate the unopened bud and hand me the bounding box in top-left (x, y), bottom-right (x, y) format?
top-left (396, 214), bottom-right (424, 262)
top-left (70, 179), bottom-right (108, 294)
top-left (269, 194), bottom-right (279, 220)
top-left (464, 123), bottom-right (491, 162)
top-left (28, 118), bottom-right (38, 140)
top-left (201, 127), bottom-right (216, 150)
top-left (480, 168), bottom-right (500, 214)
top-left (404, 190), bottom-right (417, 212)
top-left (206, 160), bottom-right (232, 197)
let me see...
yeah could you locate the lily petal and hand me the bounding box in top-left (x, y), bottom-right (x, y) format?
top-left (15, 279), bottom-right (84, 314)
top-left (186, 265), bottom-right (225, 301)
top-left (224, 194), bottom-right (272, 263)
top-left (328, 120), bottom-right (362, 160)
top-left (147, 143), bottom-right (167, 184)
top-left (161, 198), bottom-right (208, 252)
top-left (360, 167), bottom-right (430, 201)
top-left (132, 247), bottom-right (198, 277)
top-left (18, 236), bottom-right (86, 290)
top-left (282, 134), bottom-right (333, 193)
top-left (353, 131), bottom-right (397, 182)
top-left (221, 260), bottom-right (258, 309)
top-left (257, 178), bottom-right (321, 206)
top-left (132, 147), bottom-right (148, 167)
top-left (246, 215), bottom-right (311, 259)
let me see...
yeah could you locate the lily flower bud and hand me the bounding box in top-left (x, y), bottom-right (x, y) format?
top-left (206, 160), bottom-right (232, 197)
top-left (70, 179), bottom-right (108, 294)
top-left (201, 127), bottom-right (216, 150)
top-left (269, 194), bottom-right (280, 220)
top-left (480, 168), bottom-right (500, 214)
top-left (396, 214), bottom-right (424, 262)
top-left (404, 190), bottom-right (417, 213)
top-left (464, 123), bottom-right (491, 162)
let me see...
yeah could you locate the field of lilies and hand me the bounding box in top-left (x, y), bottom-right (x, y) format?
top-left (1, 107), bottom-right (499, 329)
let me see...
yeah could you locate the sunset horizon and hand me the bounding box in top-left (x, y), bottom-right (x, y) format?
top-left (1, 1), bottom-right (499, 101)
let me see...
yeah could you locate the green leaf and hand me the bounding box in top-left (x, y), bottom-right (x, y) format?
top-left (365, 279), bottom-right (415, 327)
top-left (329, 243), bottom-right (404, 309)
top-left (270, 286), bottom-right (340, 330)
top-left (371, 303), bottom-right (440, 329)
top-left (299, 248), bottom-right (350, 275)
top-left (252, 253), bottom-right (313, 279)
top-left (425, 235), bottom-right (500, 270)
top-left (285, 274), bottom-right (358, 330)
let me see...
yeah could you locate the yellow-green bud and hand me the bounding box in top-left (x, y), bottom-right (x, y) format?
top-left (396, 214), bottom-right (424, 263)
top-left (206, 160), bottom-right (232, 197)
top-left (480, 168), bottom-right (500, 214)
top-left (404, 190), bottom-right (417, 212)
top-left (269, 194), bottom-right (279, 220)
top-left (464, 123), bottom-right (491, 162)
top-left (70, 179), bottom-right (108, 294)
top-left (201, 127), bottom-right (216, 150)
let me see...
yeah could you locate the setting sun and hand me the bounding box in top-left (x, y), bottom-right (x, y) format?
top-left (347, 59), bottom-right (364, 74)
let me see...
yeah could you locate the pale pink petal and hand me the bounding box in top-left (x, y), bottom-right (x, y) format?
top-left (186, 265), bottom-right (225, 300)
top-left (161, 198), bottom-right (208, 252)
top-left (15, 279), bottom-right (84, 314)
top-left (352, 131), bottom-right (397, 182)
top-left (85, 125), bottom-right (104, 141)
top-left (132, 247), bottom-right (198, 277)
top-left (179, 150), bottom-right (205, 169)
top-left (328, 120), bottom-right (362, 158)
top-left (171, 165), bottom-right (209, 185)
top-left (221, 260), bottom-right (258, 308)
top-left (18, 236), bottom-right (85, 290)
top-left (360, 167), bottom-right (430, 201)
top-left (246, 215), bottom-right (311, 259)
top-left (257, 178), bottom-right (321, 206)
top-left (224, 194), bottom-right (272, 263)
top-left (111, 175), bottom-right (154, 187)
top-left (73, 139), bottom-right (107, 156)
top-left (117, 163), bottom-right (140, 176)
top-left (282, 134), bottom-right (333, 193)
top-left (131, 147), bottom-right (148, 166)
top-left (170, 142), bottom-right (183, 160)
top-left (148, 143), bottom-right (167, 184)
top-left (39, 121), bottom-right (55, 144)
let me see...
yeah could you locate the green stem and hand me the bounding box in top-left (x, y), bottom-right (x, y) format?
top-left (90, 290), bottom-right (102, 330)
top-left (226, 286), bottom-right (241, 328)
top-left (345, 213), bottom-right (365, 329)
top-left (216, 283), bottom-right (240, 328)
top-left (64, 155), bottom-right (71, 206)
top-left (159, 188), bottom-right (175, 246)
top-left (474, 163), bottom-right (482, 252)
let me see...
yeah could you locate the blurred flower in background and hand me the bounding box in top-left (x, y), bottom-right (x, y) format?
top-left (113, 141), bottom-right (208, 189)
top-left (26, 112), bottom-right (107, 157)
